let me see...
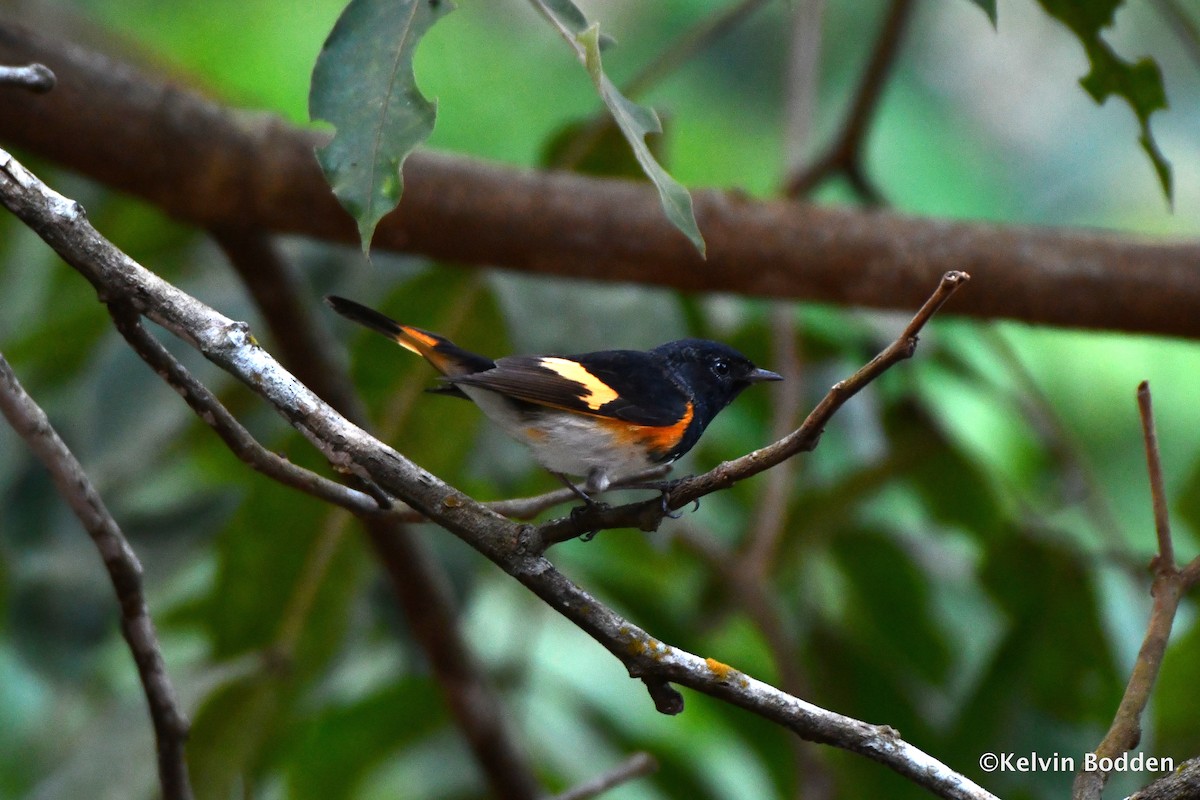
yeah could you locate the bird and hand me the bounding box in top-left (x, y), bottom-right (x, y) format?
top-left (326, 295), bottom-right (782, 501)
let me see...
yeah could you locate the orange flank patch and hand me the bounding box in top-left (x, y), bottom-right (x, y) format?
top-left (538, 358), bottom-right (620, 410)
top-left (597, 401), bottom-right (694, 458)
top-left (523, 426), bottom-right (548, 442)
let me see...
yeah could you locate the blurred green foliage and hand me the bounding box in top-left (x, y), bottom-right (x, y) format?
top-left (2, 2), bottom-right (1199, 799)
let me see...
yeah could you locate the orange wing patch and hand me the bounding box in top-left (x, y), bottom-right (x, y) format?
top-left (537, 357), bottom-right (620, 410)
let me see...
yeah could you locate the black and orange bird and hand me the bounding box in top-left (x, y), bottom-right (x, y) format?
top-left (327, 295), bottom-right (782, 500)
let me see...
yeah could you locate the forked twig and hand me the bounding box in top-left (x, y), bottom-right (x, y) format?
top-left (1073, 382), bottom-right (1197, 800)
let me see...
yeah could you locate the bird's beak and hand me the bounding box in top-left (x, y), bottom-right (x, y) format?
top-left (748, 368), bottom-right (784, 383)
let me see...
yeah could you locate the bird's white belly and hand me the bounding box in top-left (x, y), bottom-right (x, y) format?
top-left (463, 387), bottom-right (658, 490)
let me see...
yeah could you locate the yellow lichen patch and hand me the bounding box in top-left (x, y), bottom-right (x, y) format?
top-left (626, 635), bottom-right (667, 659)
top-left (705, 657), bottom-right (737, 682)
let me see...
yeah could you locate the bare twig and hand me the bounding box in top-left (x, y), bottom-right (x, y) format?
top-left (550, 752), bottom-right (658, 800)
top-left (782, 0), bottom-right (826, 175)
top-left (0, 352), bottom-right (192, 800)
top-left (1137, 382), bottom-right (1174, 567)
top-left (0, 60), bottom-right (54, 91)
top-left (388, 466), bottom-right (672, 522)
top-left (0, 147), bottom-right (998, 800)
top-left (536, 270), bottom-right (970, 546)
top-left (2, 21), bottom-right (1199, 338)
top-left (1183, 557), bottom-right (1200, 588)
top-left (1072, 382), bottom-right (1190, 800)
top-left (784, 0), bottom-right (915, 201)
top-left (108, 302), bottom-right (385, 515)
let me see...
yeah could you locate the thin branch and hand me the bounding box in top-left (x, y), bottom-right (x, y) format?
top-left (388, 466), bottom-right (673, 523)
top-left (0, 352), bottom-right (192, 800)
top-left (107, 303), bottom-right (385, 516)
top-left (212, 229), bottom-right (543, 800)
top-left (784, 0), bottom-right (913, 201)
top-left (2, 20), bottom-right (1199, 338)
top-left (1182, 556), bottom-right (1200, 588)
top-left (1072, 382), bottom-right (1188, 800)
top-left (0, 146), bottom-right (998, 800)
top-left (535, 270), bottom-right (970, 546)
top-left (0, 60), bottom-right (54, 91)
top-left (1137, 381), bottom-right (1174, 567)
top-left (549, 752), bottom-right (658, 800)
top-left (782, 0), bottom-right (826, 175)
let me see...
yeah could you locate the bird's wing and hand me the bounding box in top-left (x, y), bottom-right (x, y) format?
top-left (450, 351), bottom-right (689, 427)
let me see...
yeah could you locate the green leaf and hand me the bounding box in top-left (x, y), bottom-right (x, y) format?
top-left (535, 0), bottom-right (705, 255)
top-left (578, 25), bottom-right (705, 255)
top-left (1035, 0), bottom-right (1172, 200)
top-left (963, 0), bottom-right (997, 25)
top-left (309, 0), bottom-right (455, 255)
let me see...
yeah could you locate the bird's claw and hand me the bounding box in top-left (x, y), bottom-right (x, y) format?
top-left (570, 499), bottom-right (609, 542)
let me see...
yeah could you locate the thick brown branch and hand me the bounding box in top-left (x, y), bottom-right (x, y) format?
top-left (0, 146), bottom-right (999, 800)
top-left (0, 352), bottom-right (192, 800)
top-left (0, 19), bottom-right (1197, 338)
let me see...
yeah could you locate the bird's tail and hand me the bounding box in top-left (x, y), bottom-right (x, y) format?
top-left (325, 295), bottom-right (494, 377)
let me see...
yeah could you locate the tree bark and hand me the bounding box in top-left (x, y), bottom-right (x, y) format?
top-left (1, 17), bottom-right (1198, 338)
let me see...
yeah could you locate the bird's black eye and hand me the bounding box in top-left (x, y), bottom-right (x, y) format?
top-left (711, 358), bottom-right (730, 377)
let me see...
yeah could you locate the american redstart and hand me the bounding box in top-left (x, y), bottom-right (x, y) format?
top-left (327, 295), bottom-right (782, 500)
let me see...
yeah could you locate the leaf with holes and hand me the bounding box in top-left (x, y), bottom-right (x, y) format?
top-left (309, 0), bottom-right (454, 255)
top-left (1035, 0), bottom-right (1171, 200)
